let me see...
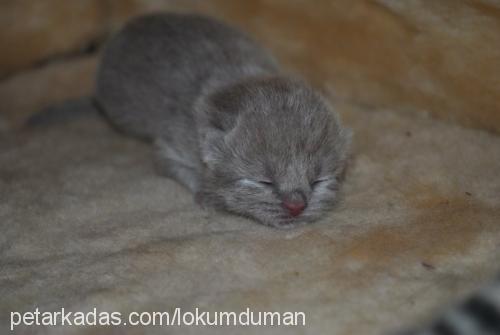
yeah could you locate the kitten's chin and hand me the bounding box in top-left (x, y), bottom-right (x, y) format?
top-left (253, 213), bottom-right (318, 229)
top-left (199, 188), bottom-right (326, 228)
top-left (222, 201), bottom-right (323, 229)
top-left (271, 220), bottom-right (310, 229)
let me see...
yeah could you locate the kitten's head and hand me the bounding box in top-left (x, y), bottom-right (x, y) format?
top-left (196, 77), bottom-right (351, 228)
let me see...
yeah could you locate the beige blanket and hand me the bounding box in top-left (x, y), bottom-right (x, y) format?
top-left (1, 102), bottom-right (499, 334)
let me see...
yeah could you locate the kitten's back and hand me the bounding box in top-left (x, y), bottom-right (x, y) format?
top-left (95, 13), bottom-right (278, 140)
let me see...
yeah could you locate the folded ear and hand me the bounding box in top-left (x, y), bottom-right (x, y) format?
top-left (194, 85), bottom-right (245, 167)
top-left (198, 129), bottom-right (226, 169)
top-left (201, 84), bottom-right (246, 131)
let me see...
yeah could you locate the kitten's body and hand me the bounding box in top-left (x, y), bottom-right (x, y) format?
top-left (96, 13), bottom-right (350, 227)
top-left (97, 14), bottom-right (278, 191)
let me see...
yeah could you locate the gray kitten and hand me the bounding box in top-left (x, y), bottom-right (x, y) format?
top-left (95, 13), bottom-right (351, 228)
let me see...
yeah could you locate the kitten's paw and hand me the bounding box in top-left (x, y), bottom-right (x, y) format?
top-left (194, 190), bottom-right (222, 212)
top-left (194, 191), bottom-right (210, 209)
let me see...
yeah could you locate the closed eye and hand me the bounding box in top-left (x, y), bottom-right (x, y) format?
top-left (238, 178), bottom-right (273, 188)
top-left (311, 178), bottom-right (330, 187)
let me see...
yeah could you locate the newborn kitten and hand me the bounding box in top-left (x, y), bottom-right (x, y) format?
top-left (96, 13), bottom-right (351, 228)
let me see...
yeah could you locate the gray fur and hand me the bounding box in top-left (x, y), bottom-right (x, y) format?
top-left (95, 13), bottom-right (351, 228)
top-left (25, 97), bottom-right (97, 127)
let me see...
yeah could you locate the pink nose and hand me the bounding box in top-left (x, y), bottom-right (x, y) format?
top-left (283, 200), bottom-right (306, 217)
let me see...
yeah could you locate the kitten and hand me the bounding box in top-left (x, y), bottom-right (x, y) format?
top-left (392, 275), bottom-right (500, 335)
top-left (95, 13), bottom-right (351, 228)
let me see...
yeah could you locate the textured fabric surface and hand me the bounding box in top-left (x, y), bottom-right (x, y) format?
top-left (3, 0), bottom-right (500, 132)
top-left (1, 101), bottom-right (499, 334)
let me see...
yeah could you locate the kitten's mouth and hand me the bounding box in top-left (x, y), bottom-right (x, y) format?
top-left (270, 211), bottom-right (312, 228)
top-left (274, 218), bottom-right (309, 229)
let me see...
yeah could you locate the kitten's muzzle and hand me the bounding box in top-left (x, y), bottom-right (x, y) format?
top-left (282, 191), bottom-right (307, 217)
